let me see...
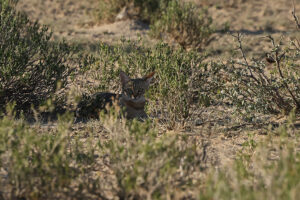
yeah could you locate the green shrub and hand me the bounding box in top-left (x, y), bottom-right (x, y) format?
top-left (80, 41), bottom-right (218, 128)
top-left (0, 0), bottom-right (73, 112)
top-left (200, 119), bottom-right (300, 200)
top-left (98, 114), bottom-right (204, 199)
top-left (97, 0), bottom-right (213, 50)
top-left (151, 0), bottom-right (213, 50)
top-left (97, 0), bottom-right (171, 23)
top-left (132, 0), bottom-right (171, 23)
top-left (0, 105), bottom-right (102, 199)
top-left (97, 0), bottom-right (129, 23)
top-left (0, 104), bottom-right (205, 199)
top-left (0, 109), bottom-right (74, 199)
top-left (218, 34), bottom-right (300, 116)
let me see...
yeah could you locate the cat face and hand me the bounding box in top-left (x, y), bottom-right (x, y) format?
top-left (120, 71), bottom-right (155, 100)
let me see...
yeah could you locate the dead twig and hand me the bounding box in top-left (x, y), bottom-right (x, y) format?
top-left (232, 33), bottom-right (259, 83)
top-left (292, 0), bottom-right (300, 29)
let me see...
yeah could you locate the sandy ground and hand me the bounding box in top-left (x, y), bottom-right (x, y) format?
top-left (16, 0), bottom-right (300, 57)
top-left (16, 0), bottom-right (153, 51)
top-left (16, 0), bottom-right (300, 169)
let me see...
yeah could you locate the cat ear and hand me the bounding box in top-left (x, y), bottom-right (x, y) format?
top-left (120, 71), bottom-right (130, 86)
top-left (143, 71), bottom-right (155, 85)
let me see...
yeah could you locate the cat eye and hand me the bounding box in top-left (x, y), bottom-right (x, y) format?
top-left (126, 90), bottom-right (133, 95)
top-left (137, 90), bottom-right (143, 96)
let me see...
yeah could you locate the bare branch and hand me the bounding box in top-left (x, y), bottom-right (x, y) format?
top-left (268, 35), bottom-right (300, 109)
top-left (292, 0), bottom-right (300, 29)
top-left (232, 33), bottom-right (259, 83)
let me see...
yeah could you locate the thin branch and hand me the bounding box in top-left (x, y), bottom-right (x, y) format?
top-left (234, 61), bottom-right (271, 85)
top-left (292, 0), bottom-right (300, 29)
top-left (232, 33), bottom-right (259, 83)
top-left (291, 38), bottom-right (300, 51)
top-left (268, 35), bottom-right (300, 109)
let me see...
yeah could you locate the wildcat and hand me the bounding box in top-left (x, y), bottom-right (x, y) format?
top-left (75, 71), bottom-right (155, 121)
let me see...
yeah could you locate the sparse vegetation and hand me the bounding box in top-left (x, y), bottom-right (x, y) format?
top-left (1, 103), bottom-right (300, 199)
top-left (0, 0), bottom-right (300, 199)
top-left (218, 34), bottom-right (300, 116)
top-left (97, 0), bottom-right (213, 49)
top-left (200, 113), bottom-right (300, 200)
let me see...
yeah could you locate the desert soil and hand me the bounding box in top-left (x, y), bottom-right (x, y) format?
top-left (16, 0), bottom-right (300, 168)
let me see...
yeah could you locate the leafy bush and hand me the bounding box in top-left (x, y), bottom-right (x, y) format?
top-left (200, 117), bottom-right (300, 200)
top-left (0, 109), bottom-right (75, 199)
top-left (0, 105), bottom-right (104, 199)
top-left (0, 0), bottom-right (73, 112)
top-left (151, 0), bottom-right (213, 50)
top-left (79, 40), bottom-right (218, 128)
top-left (218, 34), bottom-right (300, 116)
top-left (97, 112), bottom-right (205, 199)
top-left (97, 0), bottom-right (213, 50)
